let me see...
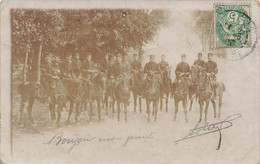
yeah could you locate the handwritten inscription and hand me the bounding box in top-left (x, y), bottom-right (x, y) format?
top-left (44, 132), bottom-right (154, 153)
top-left (175, 113), bottom-right (242, 150)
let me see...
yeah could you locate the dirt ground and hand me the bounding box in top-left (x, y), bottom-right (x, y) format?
top-left (11, 58), bottom-right (259, 164)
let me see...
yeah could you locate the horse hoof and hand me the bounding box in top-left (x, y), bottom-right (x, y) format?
top-left (198, 119), bottom-right (201, 123)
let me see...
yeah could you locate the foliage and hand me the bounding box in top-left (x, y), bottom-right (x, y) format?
top-left (12, 9), bottom-right (170, 63)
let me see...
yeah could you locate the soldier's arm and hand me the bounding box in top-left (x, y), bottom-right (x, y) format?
top-left (175, 64), bottom-right (180, 76)
top-left (187, 64), bottom-right (191, 74)
top-left (214, 62), bottom-right (218, 74)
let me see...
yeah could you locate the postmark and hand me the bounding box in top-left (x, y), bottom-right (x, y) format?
top-left (214, 4), bottom-right (251, 48)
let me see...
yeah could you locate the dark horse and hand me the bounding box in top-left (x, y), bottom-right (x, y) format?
top-left (103, 78), bottom-right (116, 115)
top-left (189, 65), bottom-right (201, 111)
top-left (171, 75), bottom-right (191, 123)
top-left (144, 73), bottom-right (162, 122)
top-left (130, 70), bottom-right (146, 113)
top-left (196, 68), bottom-right (225, 122)
top-left (159, 68), bottom-right (171, 112)
top-left (17, 81), bottom-right (48, 125)
top-left (86, 72), bottom-right (107, 121)
top-left (114, 73), bottom-right (130, 122)
top-left (41, 74), bottom-right (87, 127)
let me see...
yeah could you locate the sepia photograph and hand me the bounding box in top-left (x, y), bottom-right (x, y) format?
top-left (1, 0), bottom-right (260, 163)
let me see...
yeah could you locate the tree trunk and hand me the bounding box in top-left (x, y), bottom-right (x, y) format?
top-left (36, 43), bottom-right (42, 83)
top-left (23, 48), bottom-right (29, 83)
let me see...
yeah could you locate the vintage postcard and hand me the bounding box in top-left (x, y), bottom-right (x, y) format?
top-left (1, 0), bottom-right (260, 163)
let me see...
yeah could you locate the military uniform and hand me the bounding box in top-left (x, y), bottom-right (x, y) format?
top-left (82, 60), bottom-right (96, 79)
top-left (72, 58), bottom-right (81, 78)
top-left (144, 61), bottom-right (161, 75)
top-left (159, 61), bottom-right (169, 72)
top-left (110, 62), bottom-right (126, 78)
top-left (205, 60), bottom-right (218, 74)
top-left (61, 60), bottom-right (73, 78)
top-left (193, 59), bottom-right (205, 68)
top-left (175, 62), bottom-right (191, 77)
top-left (131, 60), bottom-right (142, 72)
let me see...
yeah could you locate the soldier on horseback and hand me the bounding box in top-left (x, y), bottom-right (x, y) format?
top-left (172, 54), bottom-right (191, 94)
top-left (82, 53), bottom-right (97, 79)
top-left (159, 54), bottom-right (169, 73)
top-left (61, 53), bottom-right (73, 78)
top-left (144, 54), bottom-right (161, 75)
top-left (131, 53), bottom-right (142, 72)
top-left (72, 52), bottom-right (81, 78)
top-left (205, 52), bottom-right (218, 99)
top-left (193, 52), bottom-right (205, 68)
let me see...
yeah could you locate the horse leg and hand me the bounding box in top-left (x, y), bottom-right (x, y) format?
top-left (183, 96), bottom-right (188, 123)
top-left (112, 99), bottom-right (115, 114)
top-left (133, 93), bottom-right (137, 113)
top-left (165, 94), bottom-right (169, 113)
top-left (75, 102), bottom-right (80, 122)
top-left (124, 102), bottom-right (127, 122)
top-left (189, 99), bottom-right (193, 111)
top-left (160, 94), bottom-right (163, 111)
top-left (18, 99), bottom-right (26, 125)
top-left (154, 101), bottom-right (158, 122)
top-left (117, 101), bottom-right (120, 121)
top-left (204, 100), bottom-right (210, 122)
top-left (105, 95), bottom-right (108, 115)
top-left (27, 97), bottom-right (35, 124)
top-left (218, 96), bottom-right (222, 118)
top-left (56, 101), bottom-right (63, 127)
top-left (67, 101), bottom-right (74, 124)
top-left (89, 101), bottom-right (93, 122)
top-left (146, 100), bottom-right (150, 122)
top-left (211, 98), bottom-right (216, 118)
top-left (198, 99), bottom-right (204, 122)
top-left (173, 100), bottom-right (179, 121)
top-left (139, 97), bottom-right (142, 114)
top-left (97, 99), bottom-right (101, 121)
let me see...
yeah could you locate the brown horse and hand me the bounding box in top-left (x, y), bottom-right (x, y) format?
top-left (171, 76), bottom-right (191, 123)
top-left (86, 72), bottom-right (107, 121)
top-left (189, 65), bottom-right (200, 111)
top-left (159, 68), bottom-right (171, 112)
top-left (103, 78), bottom-right (116, 115)
top-left (130, 70), bottom-right (146, 113)
top-left (53, 78), bottom-right (85, 126)
top-left (17, 81), bottom-right (48, 125)
top-left (144, 73), bottom-right (162, 122)
top-left (196, 68), bottom-right (225, 122)
top-left (114, 73), bottom-right (130, 122)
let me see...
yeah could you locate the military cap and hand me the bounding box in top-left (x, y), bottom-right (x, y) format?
top-left (181, 54), bottom-right (186, 58)
top-left (208, 52), bottom-right (213, 57)
top-left (198, 52), bottom-right (202, 56)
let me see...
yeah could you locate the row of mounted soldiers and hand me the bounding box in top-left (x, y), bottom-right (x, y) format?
top-left (41, 51), bottom-right (218, 93)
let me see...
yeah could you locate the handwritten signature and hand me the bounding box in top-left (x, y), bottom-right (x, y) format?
top-left (174, 113), bottom-right (242, 150)
top-left (44, 132), bottom-right (154, 153)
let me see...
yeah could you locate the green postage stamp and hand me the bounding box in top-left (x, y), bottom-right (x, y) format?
top-left (214, 4), bottom-right (251, 48)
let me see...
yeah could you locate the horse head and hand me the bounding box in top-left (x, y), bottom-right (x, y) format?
top-left (146, 74), bottom-right (161, 95)
top-left (93, 71), bottom-right (107, 92)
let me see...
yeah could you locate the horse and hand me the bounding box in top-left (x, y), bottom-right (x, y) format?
top-left (17, 81), bottom-right (48, 125)
top-left (144, 72), bottom-right (162, 122)
top-left (103, 78), bottom-right (116, 115)
top-left (114, 73), bottom-right (131, 122)
top-left (42, 75), bottom-right (86, 126)
top-left (171, 75), bottom-right (191, 123)
top-left (196, 68), bottom-right (225, 122)
top-left (159, 68), bottom-right (171, 112)
top-left (86, 72), bottom-right (107, 121)
top-left (189, 65), bottom-right (200, 111)
top-left (130, 70), bottom-right (146, 113)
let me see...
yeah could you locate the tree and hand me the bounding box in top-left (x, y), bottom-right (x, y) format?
top-left (12, 9), bottom-right (170, 64)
